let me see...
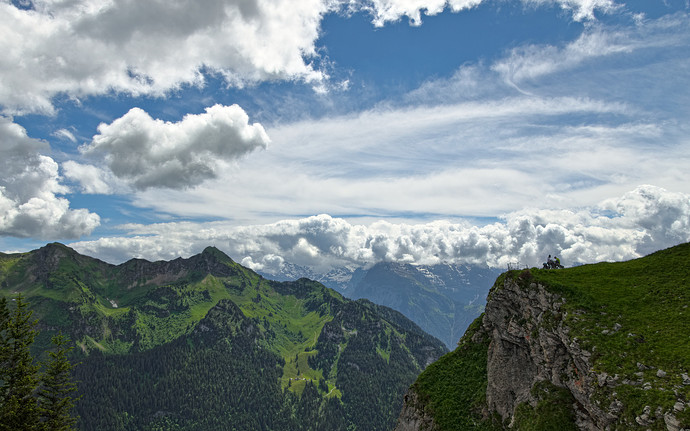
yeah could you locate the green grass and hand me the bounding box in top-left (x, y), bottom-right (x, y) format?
top-left (223, 277), bottom-right (335, 393)
top-left (0, 253), bottom-right (23, 277)
top-left (521, 243), bottom-right (690, 427)
top-left (412, 317), bottom-right (500, 431)
top-left (412, 243), bottom-right (690, 430)
top-left (530, 244), bottom-right (689, 377)
top-left (512, 381), bottom-right (577, 431)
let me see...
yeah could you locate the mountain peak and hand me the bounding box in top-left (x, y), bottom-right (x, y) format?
top-left (33, 242), bottom-right (81, 266)
top-left (200, 246), bottom-right (233, 263)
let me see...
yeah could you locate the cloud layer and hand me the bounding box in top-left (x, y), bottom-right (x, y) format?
top-left (0, 116), bottom-right (100, 239)
top-left (70, 186), bottom-right (690, 274)
top-left (1, 0), bottom-right (620, 114)
top-left (76, 104), bottom-right (269, 191)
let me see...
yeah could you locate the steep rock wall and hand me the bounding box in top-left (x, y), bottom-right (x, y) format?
top-left (482, 275), bottom-right (614, 429)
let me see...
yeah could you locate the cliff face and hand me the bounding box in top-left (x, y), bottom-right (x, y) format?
top-left (395, 247), bottom-right (690, 431)
top-left (482, 275), bottom-right (611, 429)
top-left (396, 389), bottom-right (437, 431)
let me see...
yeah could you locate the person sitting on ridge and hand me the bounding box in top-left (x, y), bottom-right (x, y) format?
top-left (554, 256), bottom-right (562, 268)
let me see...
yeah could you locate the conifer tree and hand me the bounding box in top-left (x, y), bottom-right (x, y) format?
top-left (0, 294), bottom-right (41, 431)
top-left (0, 296), bottom-right (78, 431)
top-left (39, 333), bottom-right (79, 431)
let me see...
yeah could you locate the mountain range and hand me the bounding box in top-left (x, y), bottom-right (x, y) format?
top-left (0, 243), bottom-right (447, 430)
top-left (259, 262), bottom-right (502, 349)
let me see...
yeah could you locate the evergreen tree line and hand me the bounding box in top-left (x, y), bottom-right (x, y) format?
top-left (72, 300), bottom-right (351, 431)
top-left (0, 295), bottom-right (78, 431)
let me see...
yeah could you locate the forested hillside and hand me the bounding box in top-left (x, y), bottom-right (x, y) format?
top-left (0, 243), bottom-right (447, 430)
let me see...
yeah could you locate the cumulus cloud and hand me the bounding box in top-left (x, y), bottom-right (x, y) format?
top-left (69, 187), bottom-right (690, 275)
top-left (79, 104), bottom-right (269, 190)
top-left (0, 116), bottom-right (100, 238)
top-left (62, 161), bottom-right (115, 195)
top-left (356, 0), bottom-right (482, 26)
top-left (0, 0), bottom-right (331, 114)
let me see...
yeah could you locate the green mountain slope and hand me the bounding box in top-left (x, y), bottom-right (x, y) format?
top-left (395, 243), bottom-right (690, 430)
top-left (0, 243), bottom-right (448, 430)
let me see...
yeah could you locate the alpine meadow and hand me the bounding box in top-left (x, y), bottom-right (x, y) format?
top-left (2, 0), bottom-right (690, 430)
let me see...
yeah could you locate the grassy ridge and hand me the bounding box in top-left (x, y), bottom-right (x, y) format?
top-left (532, 244), bottom-right (689, 375)
top-left (1, 246), bottom-right (346, 395)
top-left (408, 242), bottom-right (690, 430)
top-left (528, 243), bottom-right (690, 426)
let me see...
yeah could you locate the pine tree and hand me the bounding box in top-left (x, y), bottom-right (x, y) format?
top-left (38, 333), bottom-right (79, 431)
top-left (0, 294), bottom-right (41, 431)
top-left (0, 296), bottom-right (78, 431)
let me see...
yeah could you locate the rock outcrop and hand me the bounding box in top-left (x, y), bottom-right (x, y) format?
top-left (395, 266), bottom-right (689, 430)
top-left (396, 389), bottom-right (437, 431)
top-left (482, 273), bottom-right (611, 429)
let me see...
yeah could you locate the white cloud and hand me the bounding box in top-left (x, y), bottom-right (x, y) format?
top-left (62, 161), bottom-right (115, 195)
top-left (121, 94), bottom-right (646, 222)
top-left (0, 116), bottom-right (100, 238)
top-left (87, 11), bottom-right (690, 232)
top-left (0, 0), bottom-right (331, 114)
top-left (353, 0), bottom-right (617, 26)
top-left (79, 104), bottom-right (269, 190)
top-left (0, 0), bottom-right (626, 114)
top-left (69, 187), bottom-right (690, 273)
top-left (523, 0), bottom-right (620, 21)
top-left (357, 0), bottom-right (482, 26)
top-left (492, 12), bottom-right (690, 87)
top-left (52, 128), bottom-right (77, 143)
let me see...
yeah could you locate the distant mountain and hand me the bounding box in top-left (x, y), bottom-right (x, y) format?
top-left (258, 262), bottom-right (361, 291)
top-left (346, 262), bottom-right (501, 349)
top-left (0, 243), bottom-right (447, 431)
top-left (260, 262), bottom-right (501, 349)
top-left (396, 243), bottom-right (690, 430)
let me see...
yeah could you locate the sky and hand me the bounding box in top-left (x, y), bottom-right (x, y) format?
top-left (1, 0), bottom-right (690, 273)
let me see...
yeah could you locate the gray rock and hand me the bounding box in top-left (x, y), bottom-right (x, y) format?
top-left (664, 412), bottom-right (681, 431)
top-left (394, 389), bottom-right (438, 431)
top-left (608, 399), bottom-right (624, 415)
top-left (682, 373), bottom-right (690, 385)
top-left (482, 278), bottom-right (619, 430)
top-left (635, 406), bottom-right (652, 426)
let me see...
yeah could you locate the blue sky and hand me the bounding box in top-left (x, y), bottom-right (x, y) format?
top-left (1, 0), bottom-right (690, 273)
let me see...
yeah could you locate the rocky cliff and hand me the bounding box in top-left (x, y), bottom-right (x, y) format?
top-left (395, 244), bottom-right (690, 430)
top-left (482, 274), bottom-right (619, 429)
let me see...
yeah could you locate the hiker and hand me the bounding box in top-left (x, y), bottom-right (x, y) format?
top-left (543, 254), bottom-right (563, 269)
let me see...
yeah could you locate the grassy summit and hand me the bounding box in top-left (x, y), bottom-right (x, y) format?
top-left (407, 242), bottom-right (690, 430)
